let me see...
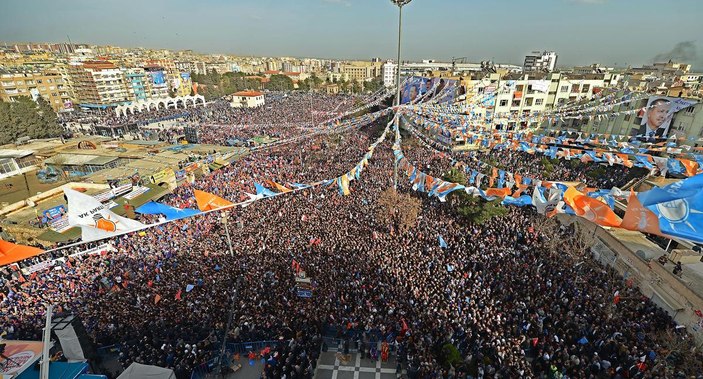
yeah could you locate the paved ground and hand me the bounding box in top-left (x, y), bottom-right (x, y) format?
top-left (314, 352), bottom-right (400, 379)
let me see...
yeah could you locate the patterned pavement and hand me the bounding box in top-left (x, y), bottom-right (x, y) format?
top-left (314, 352), bottom-right (401, 379)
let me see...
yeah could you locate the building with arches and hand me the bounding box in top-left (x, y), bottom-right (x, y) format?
top-left (113, 95), bottom-right (206, 117)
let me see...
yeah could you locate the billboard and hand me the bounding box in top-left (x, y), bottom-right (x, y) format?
top-left (635, 96), bottom-right (697, 139)
top-left (150, 71), bottom-right (166, 86)
top-left (401, 76), bottom-right (429, 104)
top-left (0, 340), bottom-right (45, 376)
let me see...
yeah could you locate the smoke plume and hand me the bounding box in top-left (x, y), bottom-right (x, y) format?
top-left (651, 41), bottom-right (698, 64)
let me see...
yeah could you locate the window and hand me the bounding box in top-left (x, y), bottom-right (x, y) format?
top-left (535, 98), bottom-right (543, 106)
top-left (560, 85), bottom-right (568, 92)
top-left (499, 99), bottom-right (508, 107)
top-left (624, 114), bottom-right (631, 122)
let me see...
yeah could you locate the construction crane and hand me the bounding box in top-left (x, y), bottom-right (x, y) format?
top-left (451, 57), bottom-right (467, 72)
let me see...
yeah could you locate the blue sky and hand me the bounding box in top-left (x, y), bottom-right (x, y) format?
top-left (1, 0), bottom-right (702, 68)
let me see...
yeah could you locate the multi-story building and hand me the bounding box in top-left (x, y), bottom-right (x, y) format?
top-left (123, 68), bottom-right (149, 102)
top-left (0, 68), bottom-right (72, 111)
top-left (173, 72), bottom-right (193, 97)
top-left (523, 51), bottom-right (558, 73)
top-left (547, 90), bottom-right (703, 146)
top-left (142, 65), bottom-right (169, 99)
top-left (465, 71), bottom-right (620, 129)
top-left (382, 61), bottom-right (397, 87)
top-left (68, 61), bottom-right (129, 106)
top-left (341, 62), bottom-right (381, 82)
top-left (174, 61), bottom-right (196, 74)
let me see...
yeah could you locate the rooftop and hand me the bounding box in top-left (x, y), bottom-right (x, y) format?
top-left (0, 149), bottom-right (34, 159)
top-left (233, 90), bottom-right (264, 97)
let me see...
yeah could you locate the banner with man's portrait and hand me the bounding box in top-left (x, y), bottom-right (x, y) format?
top-left (636, 96), bottom-right (697, 139)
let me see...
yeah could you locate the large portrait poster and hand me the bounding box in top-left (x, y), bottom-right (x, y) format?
top-left (636, 96), bottom-right (697, 139)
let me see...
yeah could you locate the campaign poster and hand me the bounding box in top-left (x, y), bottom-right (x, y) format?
top-left (0, 341), bottom-right (44, 376)
top-left (401, 77), bottom-right (429, 104)
top-left (150, 71), bottom-right (166, 86)
top-left (636, 96), bottom-right (697, 139)
top-left (42, 205), bottom-right (67, 221)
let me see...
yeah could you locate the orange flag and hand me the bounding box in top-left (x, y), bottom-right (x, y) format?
top-left (154, 294), bottom-right (162, 304)
top-left (271, 181), bottom-right (292, 193)
top-left (194, 189), bottom-right (234, 211)
top-left (620, 191), bottom-right (663, 235)
top-left (512, 184), bottom-right (528, 197)
top-left (485, 187), bottom-right (511, 198)
top-left (616, 153), bottom-right (633, 168)
top-left (0, 239), bottom-right (45, 266)
top-left (678, 159), bottom-right (700, 177)
top-left (563, 187), bottom-right (621, 227)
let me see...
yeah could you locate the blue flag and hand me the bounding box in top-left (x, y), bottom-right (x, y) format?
top-left (502, 195), bottom-right (533, 207)
top-left (666, 159), bottom-right (686, 176)
top-left (186, 284), bottom-right (195, 292)
top-left (135, 201), bottom-right (201, 220)
top-left (254, 183), bottom-right (278, 197)
top-left (438, 235), bottom-right (448, 248)
top-left (636, 174), bottom-right (703, 242)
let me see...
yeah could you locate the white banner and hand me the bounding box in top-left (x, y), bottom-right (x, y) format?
top-left (69, 243), bottom-right (115, 259)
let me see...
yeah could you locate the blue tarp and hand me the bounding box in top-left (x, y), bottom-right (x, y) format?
top-left (17, 362), bottom-right (89, 379)
top-left (135, 201), bottom-right (201, 220)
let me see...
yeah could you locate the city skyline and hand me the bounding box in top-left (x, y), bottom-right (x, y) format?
top-left (1, 0), bottom-right (703, 69)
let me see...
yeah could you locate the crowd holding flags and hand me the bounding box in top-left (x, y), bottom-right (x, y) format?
top-left (3, 76), bottom-right (703, 265)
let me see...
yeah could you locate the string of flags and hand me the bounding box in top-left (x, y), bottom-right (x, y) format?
top-left (393, 110), bottom-right (703, 243)
top-left (403, 112), bottom-right (702, 176)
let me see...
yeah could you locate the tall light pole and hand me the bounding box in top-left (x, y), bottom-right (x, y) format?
top-left (391, 0), bottom-right (412, 107)
top-left (221, 211), bottom-right (234, 257)
top-left (391, 0), bottom-right (412, 189)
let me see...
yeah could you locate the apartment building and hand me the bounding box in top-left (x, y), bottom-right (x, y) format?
top-left (467, 71), bottom-right (620, 129)
top-left (382, 61), bottom-right (397, 87)
top-left (523, 51), bottom-right (558, 73)
top-left (341, 62), bottom-right (382, 82)
top-left (0, 68), bottom-right (72, 111)
top-left (68, 61), bottom-right (129, 106)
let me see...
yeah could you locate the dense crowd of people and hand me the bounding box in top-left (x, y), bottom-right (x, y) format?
top-left (403, 120), bottom-right (649, 190)
top-left (2, 105), bottom-right (702, 379)
top-left (59, 92), bottom-right (375, 146)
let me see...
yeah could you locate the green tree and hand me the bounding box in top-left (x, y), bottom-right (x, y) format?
top-left (0, 97), bottom-right (64, 144)
top-left (267, 74), bottom-right (294, 91)
top-left (443, 168), bottom-right (509, 224)
top-left (298, 79), bottom-right (311, 92)
top-left (351, 79), bottom-right (363, 94)
top-left (339, 79), bottom-right (350, 93)
top-left (440, 343), bottom-right (462, 369)
top-left (309, 73), bottom-right (323, 89)
top-left (364, 77), bottom-right (384, 93)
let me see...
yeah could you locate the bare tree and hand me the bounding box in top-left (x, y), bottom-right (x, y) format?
top-left (375, 188), bottom-right (421, 234)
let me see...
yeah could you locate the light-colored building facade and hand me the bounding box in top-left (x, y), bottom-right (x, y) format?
top-left (523, 51), bottom-right (558, 73)
top-left (549, 91), bottom-right (703, 147)
top-left (0, 69), bottom-right (72, 111)
top-left (69, 61), bottom-right (130, 106)
top-left (382, 62), bottom-right (397, 87)
top-left (230, 91), bottom-right (265, 108)
top-left (466, 72), bottom-right (620, 129)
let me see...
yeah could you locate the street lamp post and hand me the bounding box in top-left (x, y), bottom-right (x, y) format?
top-left (221, 211), bottom-right (234, 257)
top-left (391, 0), bottom-right (412, 107)
top-left (391, 0), bottom-right (412, 189)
